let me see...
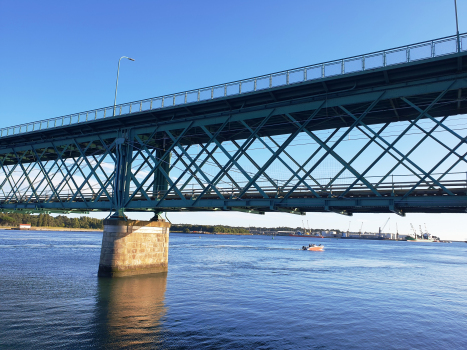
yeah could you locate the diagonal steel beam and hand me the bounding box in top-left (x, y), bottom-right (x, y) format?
top-left (275, 130), bottom-right (338, 190)
top-left (171, 147), bottom-right (207, 190)
top-left (339, 85), bottom-right (456, 196)
top-left (240, 121), bottom-right (322, 198)
top-left (30, 147), bottom-right (67, 207)
top-left (28, 145), bottom-right (69, 203)
top-left (201, 125), bottom-right (269, 199)
top-left (166, 130), bottom-right (225, 200)
top-left (373, 118), bottom-right (449, 188)
top-left (24, 159), bottom-right (51, 204)
top-left (72, 139), bottom-right (115, 206)
top-left (70, 151), bottom-right (99, 199)
top-left (54, 157), bottom-right (87, 201)
top-left (192, 110), bottom-right (276, 206)
top-left (129, 130), bottom-right (191, 204)
top-left (401, 96), bottom-right (467, 144)
top-left (92, 137), bottom-right (120, 203)
top-left (401, 137), bottom-right (467, 199)
top-left (413, 122), bottom-right (467, 165)
top-left (128, 126), bottom-right (193, 205)
top-left (91, 155), bottom-right (114, 200)
top-left (435, 152), bottom-right (467, 183)
top-left (178, 145), bottom-right (228, 192)
top-left (337, 110), bottom-right (445, 197)
top-left (10, 148), bottom-right (48, 203)
top-left (208, 138), bottom-right (257, 194)
top-left (282, 95), bottom-right (385, 200)
top-left (6, 161), bottom-right (37, 203)
top-left (50, 141), bottom-right (94, 203)
top-left (0, 153), bottom-right (17, 199)
top-left (163, 115), bottom-right (236, 200)
top-left (3, 161), bottom-right (36, 203)
top-left (236, 102), bottom-right (326, 198)
top-left (134, 143), bottom-right (185, 206)
top-left (129, 172), bottom-right (152, 202)
top-left (54, 143), bottom-right (94, 203)
top-left (325, 123), bottom-right (391, 191)
top-left (3, 150), bottom-right (37, 203)
top-left (231, 139), bottom-right (275, 189)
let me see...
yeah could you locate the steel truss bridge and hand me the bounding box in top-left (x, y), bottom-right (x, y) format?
top-left (1, 33), bottom-right (467, 217)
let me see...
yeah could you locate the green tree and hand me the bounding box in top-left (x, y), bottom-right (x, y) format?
top-left (0, 215), bottom-right (15, 225)
top-left (38, 214), bottom-right (44, 227)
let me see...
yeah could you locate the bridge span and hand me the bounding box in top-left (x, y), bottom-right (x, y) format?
top-left (3, 33), bottom-right (467, 276)
top-left (1, 33), bottom-right (467, 217)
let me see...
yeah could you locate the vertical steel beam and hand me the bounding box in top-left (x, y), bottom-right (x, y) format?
top-left (128, 125), bottom-right (193, 205)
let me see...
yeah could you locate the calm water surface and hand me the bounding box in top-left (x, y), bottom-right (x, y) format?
top-left (0, 229), bottom-right (466, 349)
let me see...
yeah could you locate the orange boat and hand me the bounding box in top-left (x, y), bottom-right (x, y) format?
top-left (302, 244), bottom-right (324, 251)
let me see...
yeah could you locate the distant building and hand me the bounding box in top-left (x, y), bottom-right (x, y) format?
top-left (344, 231), bottom-right (397, 240)
top-left (19, 224), bottom-right (31, 230)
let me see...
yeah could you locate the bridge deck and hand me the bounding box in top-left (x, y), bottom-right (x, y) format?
top-left (1, 34), bottom-right (466, 149)
top-left (1, 34), bottom-right (467, 215)
top-left (2, 179), bottom-right (466, 214)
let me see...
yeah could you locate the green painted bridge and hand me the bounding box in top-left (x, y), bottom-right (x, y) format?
top-left (1, 33), bottom-right (467, 217)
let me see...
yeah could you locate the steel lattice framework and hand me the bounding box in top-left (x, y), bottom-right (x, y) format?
top-left (1, 35), bottom-right (467, 216)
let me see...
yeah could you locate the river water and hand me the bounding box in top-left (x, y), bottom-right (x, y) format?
top-left (0, 230), bottom-right (466, 349)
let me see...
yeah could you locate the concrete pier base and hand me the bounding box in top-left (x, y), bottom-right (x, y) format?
top-left (98, 219), bottom-right (170, 277)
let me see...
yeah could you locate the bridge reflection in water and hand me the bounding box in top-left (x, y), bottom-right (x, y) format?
top-left (94, 273), bottom-right (167, 348)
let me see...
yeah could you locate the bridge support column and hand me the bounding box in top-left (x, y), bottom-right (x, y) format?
top-left (98, 219), bottom-right (171, 277)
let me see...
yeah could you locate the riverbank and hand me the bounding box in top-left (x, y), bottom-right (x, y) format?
top-left (171, 231), bottom-right (253, 235)
top-left (1, 226), bottom-right (102, 232)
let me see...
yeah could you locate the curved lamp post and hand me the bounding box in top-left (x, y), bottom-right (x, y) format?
top-left (113, 56), bottom-right (135, 116)
top-left (455, 0), bottom-right (460, 52)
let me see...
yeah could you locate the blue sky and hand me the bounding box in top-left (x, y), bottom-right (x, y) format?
top-left (1, 0), bottom-right (466, 239)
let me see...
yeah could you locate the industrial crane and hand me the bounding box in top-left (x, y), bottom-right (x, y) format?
top-left (379, 217), bottom-right (390, 234)
top-left (410, 223), bottom-right (417, 239)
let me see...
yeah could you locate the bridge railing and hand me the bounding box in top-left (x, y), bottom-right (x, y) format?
top-left (1, 175), bottom-right (466, 205)
top-left (1, 33), bottom-right (466, 138)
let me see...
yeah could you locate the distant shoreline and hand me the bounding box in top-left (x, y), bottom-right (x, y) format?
top-left (171, 231), bottom-right (253, 235)
top-left (1, 226), bottom-right (102, 232)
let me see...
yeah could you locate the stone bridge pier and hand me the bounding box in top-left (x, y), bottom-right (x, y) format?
top-left (98, 219), bottom-right (171, 277)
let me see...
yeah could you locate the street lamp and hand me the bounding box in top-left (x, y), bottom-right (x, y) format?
top-left (113, 56), bottom-right (135, 116)
top-left (455, 0), bottom-right (460, 52)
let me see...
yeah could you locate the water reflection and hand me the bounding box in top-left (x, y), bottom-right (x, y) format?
top-left (94, 273), bottom-right (167, 349)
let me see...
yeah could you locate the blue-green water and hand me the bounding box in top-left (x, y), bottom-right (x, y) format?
top-left (0, 230), bottom-right (466, 349)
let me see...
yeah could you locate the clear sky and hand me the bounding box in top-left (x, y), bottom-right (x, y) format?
top-left (1, 0), bottom-right (466, 240)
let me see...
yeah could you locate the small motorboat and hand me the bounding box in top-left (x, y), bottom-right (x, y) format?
top-left (301, 244), bottom-right (324, 251)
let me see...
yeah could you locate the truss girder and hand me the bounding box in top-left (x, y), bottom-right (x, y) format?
top-left (1, 75), bottom-right (467, 215)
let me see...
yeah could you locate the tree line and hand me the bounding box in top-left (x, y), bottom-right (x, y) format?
top-left (0, 214), bottom-right (248, 233)
top-left (0, 213), bottom-right (103, 229)
top-left (171, 224), bottom-right (250, 234)
top-left (252, 226), bottom-right (342, 233)
top-left (0, 214), bottom-right (339, 234)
